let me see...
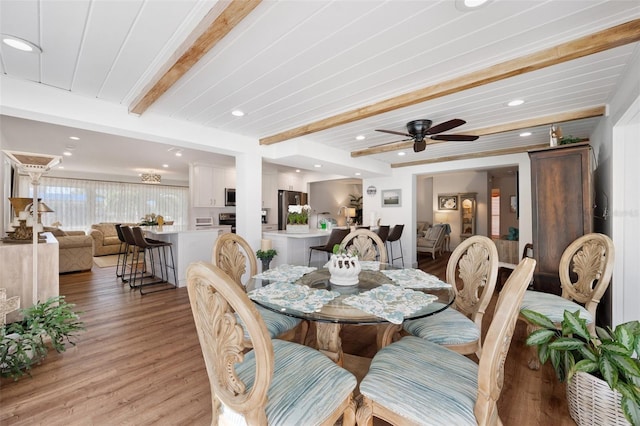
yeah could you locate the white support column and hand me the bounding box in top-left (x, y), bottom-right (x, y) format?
top-left (235, 152), bottom-right (263, 251)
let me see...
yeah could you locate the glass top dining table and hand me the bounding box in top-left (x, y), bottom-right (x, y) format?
top-left (245, 261), bottom-right (455, 365)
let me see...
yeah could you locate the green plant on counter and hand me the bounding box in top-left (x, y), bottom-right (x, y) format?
top-left (1, 296), bottom-right (84, 380)
top-left (522, 309), bottom-right (640, 425)
top-left (256, 249), bottom-right (277, 261)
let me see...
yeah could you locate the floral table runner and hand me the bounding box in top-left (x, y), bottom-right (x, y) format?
top-left (342, 284), bottom-right (438, 324)
top-left (248, 282), bottom-right (339, 313)
top-left (252, 264), bottom-right (317, 283)
top-left (381, 268), bottom-right (451, 289)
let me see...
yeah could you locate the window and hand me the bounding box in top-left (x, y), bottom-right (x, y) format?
top-left (18, 176), bottom-right (188, 230)
top-left (491, 188), bottom-right (500, 238)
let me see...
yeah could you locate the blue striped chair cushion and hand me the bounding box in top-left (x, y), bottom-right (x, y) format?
top-left (520, 290), bottom-right (592, 324)
top-left (360, 336), bottom-right (478, 425)
top-left (402, 307), bottom-right (480, 345)
top-left (236, 305), bottom-right (302, 339)
top-left (223, 339), bottom-right (357, 425)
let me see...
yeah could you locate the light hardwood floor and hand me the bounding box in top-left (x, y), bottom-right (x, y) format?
top-left (1, 253), bottom-right (575, 425)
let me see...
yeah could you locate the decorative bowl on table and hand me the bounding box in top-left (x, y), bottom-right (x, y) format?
top-left (328, 254), bottom-right (361, 286)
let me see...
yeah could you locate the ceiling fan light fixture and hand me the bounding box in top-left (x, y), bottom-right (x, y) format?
top-left (141, 172), bottom-right (161, 184)
top-left (2, 34), bottom-right (42, 53)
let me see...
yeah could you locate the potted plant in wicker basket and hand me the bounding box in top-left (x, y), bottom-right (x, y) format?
top-left (522, 309), bottom-right (640, 425)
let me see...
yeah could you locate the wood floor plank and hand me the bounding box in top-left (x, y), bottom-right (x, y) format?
top-left (1, 253), bottom-right (575, 425)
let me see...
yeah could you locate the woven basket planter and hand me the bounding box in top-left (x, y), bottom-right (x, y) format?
top-left (567, 371), bottom-right (630, 426)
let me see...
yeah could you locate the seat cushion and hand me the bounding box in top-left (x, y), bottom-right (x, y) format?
top-left (520, 290), bottom-right (592, 324)
top-left (236, 305), bottom-right (302, 339)
top-left (225, 339), bottom-right (357, 425)
top-left (403, 308), bottom-right (480, 345)
top-left (360, 336), bottom-right (478, 425)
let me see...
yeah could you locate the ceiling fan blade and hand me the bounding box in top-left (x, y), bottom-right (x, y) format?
top-left (413, 140), bottom-right (427, 152)
top-left (375, 129), bottom-right (412, 137)
top-left (430, 134), bottom-right (479, 141)
top-left (425, 118), bottom-right (466, 135)
top-left (368, 138), bottom-right (414, 148)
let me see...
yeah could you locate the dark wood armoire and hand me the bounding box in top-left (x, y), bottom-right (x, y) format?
top-left (529, 143), bottom-right (593, 295)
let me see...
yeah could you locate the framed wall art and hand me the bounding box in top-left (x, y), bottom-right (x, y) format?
top-left (381, 189), bottom-right (401, 207)
top-left (438, 194), bottom-right (458, 211)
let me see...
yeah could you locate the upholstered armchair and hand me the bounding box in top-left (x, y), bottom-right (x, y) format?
top-left (416, 223), bottom-right (447, 259)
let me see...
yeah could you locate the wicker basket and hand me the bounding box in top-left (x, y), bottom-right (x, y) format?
top-left (567, 371), bottom-right (630, 425)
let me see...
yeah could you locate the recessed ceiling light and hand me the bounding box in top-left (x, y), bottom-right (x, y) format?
top-left (355, 135), bottom-right (365, 141)
top-left (1, 34), bottom-right (42, 53)
top-left (507, 99), bottom-right (525, 107)
top-left (295, 169), bottom-right (301, 173)
top-left (398, 152), bottom-right (406, 156)
top-left (455, 0), bottom-right (491, 11)
top-left (69, 136), bottom-right (80, 140)
top-left (162, 164), bottom-right (169, 168)
top-left (63, 151), bottom-right (73, 157)
top-left (231, 110), bottom-right (245, 117)
top-left (520, 132), bottom-right (532, 137)
top-left (175, 151), bottom-right (182, 157)
top-left (314, 164), bottom-right (322, 168)
top-left (58, 165), bottom-right (64, 169)
top-left (355, 172), bottom-right (361, 176)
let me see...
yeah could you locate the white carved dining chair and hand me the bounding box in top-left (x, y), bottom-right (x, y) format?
top-left (339, 228), bottom-right (388, 263)
top-left (519, 233), bottom-right (614, 369)
top-left (212, 233), bottom-right (308, 345)
top-left (356, 257), bottom-right (535, 426)
top-left (398, 235), bottom-right (499, 358)
top-left (187, 262), bottom-right (357, 426)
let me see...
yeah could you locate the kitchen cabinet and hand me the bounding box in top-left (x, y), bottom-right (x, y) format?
top-left (529, 143), bottom-right (593, 294)
top-left (193, 164), bottom-right (226, 207)
top-left (262, 172), bottom-right (277, 210)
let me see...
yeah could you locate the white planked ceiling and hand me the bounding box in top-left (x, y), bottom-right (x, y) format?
top-left (1, 0), bottom-right (639, 179)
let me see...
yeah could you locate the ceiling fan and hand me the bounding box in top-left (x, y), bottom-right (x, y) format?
top-left (374, 119), bottom-right (479, 152)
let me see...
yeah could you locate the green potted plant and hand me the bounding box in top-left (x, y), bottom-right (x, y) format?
top-left (522, 309), bottom-right (640, 425)
top-left (256, 248), bottom-right (277, 272)
top-left (1, 296), bottom-right (84, 380)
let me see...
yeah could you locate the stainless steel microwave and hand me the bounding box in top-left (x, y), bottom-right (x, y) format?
top-left (225, 188), bottom-right (236, 206)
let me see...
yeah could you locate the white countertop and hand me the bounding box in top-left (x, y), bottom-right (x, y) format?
top-left (262, 229), bottom-right (332, 238)
top-left (143, 225), bottom-right (231, 235)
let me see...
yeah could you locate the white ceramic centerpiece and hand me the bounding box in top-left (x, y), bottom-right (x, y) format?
top-left (328, 254), bottom-right (361, 286)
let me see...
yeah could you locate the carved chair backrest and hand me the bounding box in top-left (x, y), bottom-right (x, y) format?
top-left (339, 229), bottom-right (388, 263)
top-left (475, 257), bottom-right (535, 424)
top-left (212, 233), bottom-right (257, 290)
top-left (559, 233), bottom-right (615, 320)
top-left (187, 262), bottom-right (273, 425)
top-left (446, 236), bottom-right (499, 329)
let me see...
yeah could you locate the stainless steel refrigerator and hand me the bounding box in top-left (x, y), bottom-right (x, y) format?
top-left (278, 190), bottom-right (308, 230)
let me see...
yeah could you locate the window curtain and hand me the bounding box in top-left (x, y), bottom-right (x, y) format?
top-left (18, 176), bottom-right (188, 231)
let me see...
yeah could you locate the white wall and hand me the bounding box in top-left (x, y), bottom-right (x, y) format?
top-left (593, 45), bottom-right (640, 326)
top-left (416, 176), bottom-right (433, 224)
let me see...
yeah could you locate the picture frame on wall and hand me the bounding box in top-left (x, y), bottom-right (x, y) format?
top-left (438, 194), bottom-right (458, 210)
top-left (381, 189), bottom-right (401, 207)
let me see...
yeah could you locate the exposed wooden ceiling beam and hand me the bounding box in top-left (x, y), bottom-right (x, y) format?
top-left (129, 0), bottom-right (262, 115)
top-left (351, 106), bottom-right (606, 157)
top-left (260, 19), bottom-right (640, 146)
top-left (391, 143), bottom-right (551, 168)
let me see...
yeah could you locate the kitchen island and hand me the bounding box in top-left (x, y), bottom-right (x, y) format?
top-left (262, 229), bottom-right (332, 267)
top-left (144, 225), bottom-right (231, 286)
